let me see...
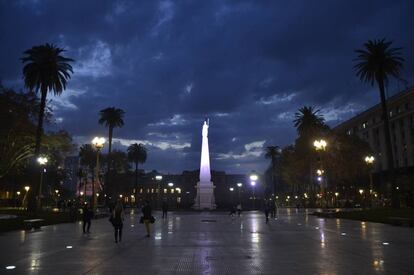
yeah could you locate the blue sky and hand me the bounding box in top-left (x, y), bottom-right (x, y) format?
top-left (1, 0), bottom-right (413, 174)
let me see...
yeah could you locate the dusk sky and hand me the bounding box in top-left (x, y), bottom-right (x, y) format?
top-left (1, 0), bottom-right (413, 174)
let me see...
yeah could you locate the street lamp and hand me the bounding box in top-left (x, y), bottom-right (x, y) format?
top-left (251, 181), bottom-right (256, 209)
top-left (168, 182), bottom-right (174, 187)
top-left (237, 183), bottom-right (242, 204)
top-left (229, 187), bottom-right (234, 205)
top-left (364, 155), bottom-right (375, 205)
top-left (36, 156), bottom-right (48, 209)
top-left (314, 139), bottom-right (327, 207)
top-left (92, 137), bottom-right (105, 209)
top-left (156, 175), bottom-right (163, 208)
top-left (22, 186), bottom-right (30, 208)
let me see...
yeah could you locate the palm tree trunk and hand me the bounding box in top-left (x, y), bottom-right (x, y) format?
top-left (28, 89), bottom-right (47, 213)
top-left (377, 78), bottom-right (398, 207)
top-left (135, 162), bottom-right (138, 206)
top-left (108, 127), bottom-right (113, 155)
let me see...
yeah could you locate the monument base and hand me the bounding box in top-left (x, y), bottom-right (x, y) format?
top-left (193, 182), bottom-right (216, 210)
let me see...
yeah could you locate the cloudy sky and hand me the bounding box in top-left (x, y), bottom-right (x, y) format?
top-left (1, 0), bottom-right (413, 174)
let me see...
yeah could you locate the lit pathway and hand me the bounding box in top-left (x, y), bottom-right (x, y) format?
top-left (0, 209), bottom-right (413, 274)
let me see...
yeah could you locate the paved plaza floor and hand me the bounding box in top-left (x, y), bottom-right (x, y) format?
top-left (0, 209), bottom-right (413, 274)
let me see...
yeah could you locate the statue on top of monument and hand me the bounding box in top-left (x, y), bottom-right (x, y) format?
top-left (202, 118), bottom-right (209, 138)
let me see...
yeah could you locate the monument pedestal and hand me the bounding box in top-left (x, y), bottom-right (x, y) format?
top-left (193, 182), bottom-right (216, 210)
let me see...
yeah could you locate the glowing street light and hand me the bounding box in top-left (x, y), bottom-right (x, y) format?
top-left (335, 192), bottom-right (339, 197)
top-left (237, 183), bottom-right (242, 187)
top-left (250, 173), bottom-right (258, 181)
top-left (229, 187), bottom-right (234, 192)
top-left (155, 175), bottom-right (163, 181)
top-left (168, 182), bottom-right (174, 187)
top-left (80, 191), bottom-right (84, 196)
top-left (359, 189), bottom-right (364, 195)
top-left (16, 191), bottom-right (21, 196)
top-left (313, 139), bottom-right (327, 151)
top-left (364, 155), bottom-right (375, 164)
top-left (92, 136), bottom-right (105, 209)
top-left (36, 156), bottom-right (48, 209)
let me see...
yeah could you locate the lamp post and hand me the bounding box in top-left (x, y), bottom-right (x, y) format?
top-left (23, 186), bottom-right (30, 209)
top-left (365, 155), bottom-right (375, 207)
top-left (237, 182), bottom-right (242, 204)
top-left (36, 156), bottom-right (48, 210)
top-left (156, 175), bottom-right (163, 208)
top-left (314, 139), bottom-right (327, 206)
top-left (250, 172), bottom-right (258, 210)
top-left (92, 137), bottom-right (105, 210)
top-left (229, 187), bottom-right (234, 205)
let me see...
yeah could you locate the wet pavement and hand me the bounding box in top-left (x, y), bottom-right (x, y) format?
top-left (0, 209), bottom-right (413, 274)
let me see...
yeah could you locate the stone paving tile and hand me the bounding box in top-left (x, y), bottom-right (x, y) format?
top-left (0, 209), bottom-right (413, 274)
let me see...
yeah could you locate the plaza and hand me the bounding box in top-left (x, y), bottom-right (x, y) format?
top-left (1, 209), bottom-right (413, 274)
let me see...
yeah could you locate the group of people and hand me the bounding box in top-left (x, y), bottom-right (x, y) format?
top-left (81, 200), bottom-right (157, 243)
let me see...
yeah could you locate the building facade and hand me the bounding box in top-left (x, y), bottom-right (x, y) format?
top-left (334, 86), bottom-right (414, 172)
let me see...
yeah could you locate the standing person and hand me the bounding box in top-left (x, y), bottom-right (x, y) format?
top-left (264, 201), bottom-right (270, 224)
top-left (236, 203), bottom-right (242, 217)
top-left (229, 205), bottom-right (236, 217)
top-left (112, 200), bottom-right (125, 243)
top-left (270, 200), bottom-right (276, 219)
top-left (162, 201), bottom-right (168, 219)
top-left (141, 200), bottom-right (153, 237)
top-left (82, 203), bottom-right (93, 233)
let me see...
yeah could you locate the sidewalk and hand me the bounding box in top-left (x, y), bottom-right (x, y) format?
top-left (0, 209), bottom-right (413, 274)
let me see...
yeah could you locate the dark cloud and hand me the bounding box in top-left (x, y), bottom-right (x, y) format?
top-left (1, 0), bottom-right (413, 173)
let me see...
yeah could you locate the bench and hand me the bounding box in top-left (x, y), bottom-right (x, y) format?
top-left (23, 219), bottom-right (45, 230)
top-left (389, 217), bottom-right (414, 227)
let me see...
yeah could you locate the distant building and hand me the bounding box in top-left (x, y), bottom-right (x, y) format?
top-left (128, 170), bottom-right (263, 210)
top-left (334, 86), bottom-right (414, 171)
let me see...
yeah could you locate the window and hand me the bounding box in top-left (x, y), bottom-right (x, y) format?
top-left (362, 121), bottom-right (368, 129)
top-left (389, 110), bottom-right (394, 117)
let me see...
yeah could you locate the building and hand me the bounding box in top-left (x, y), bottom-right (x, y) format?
top-left (125, 170), bottom-right (264, 210)
top-left (334, 86), bottom-right (414, 172)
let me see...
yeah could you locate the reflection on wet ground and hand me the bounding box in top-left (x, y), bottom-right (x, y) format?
top-left (0, 209), bottom-right (413, 274)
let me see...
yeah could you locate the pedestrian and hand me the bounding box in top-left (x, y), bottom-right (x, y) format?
top-left (229, 205), bottom-right (236, 217)
top-left (236, 203), bottom-right (242, 217)
top-left (270, 200), bottom-right (276, 218)
top-left (141, 200), bottom-right (154, 237)
top-left (264, 201), bottom-right (270, 224)
top-left (162, 200), bottom-right (168, 218)
top-left (111, 200), bottom-right (125, 243)
top-left (82, 203), bottom-right (93, 233)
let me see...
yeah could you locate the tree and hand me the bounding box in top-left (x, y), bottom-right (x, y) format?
top-left (21, 43), bottom-right (74, 156)
top-left (79, 144), bottom-right (96, 198)
top-left (127, 143), bottom-right (147, 201)
top-left (98, 107), bottom-right (125, 155)
top-left (293, 106), bottom-right (326, 139)
top-left (264, 146), bottom-right (281, 196)
top-left (354, 38), bottom-right (404, 207)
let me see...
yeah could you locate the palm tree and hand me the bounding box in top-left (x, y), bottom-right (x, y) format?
top-left (98, 107), bottom-right (125, 155)
top-left (21, 43), bottom-right (74, 156)
top-left (354, 39), bottom-right (404, 207)
top-left (127, 143), bottom-right (147, 201)
top-left (21, 43), bottom-right (73, 212)
top-left (293, 106), bottom-right (325, 138)
top-left (265, 146), bottom-right (281, 196)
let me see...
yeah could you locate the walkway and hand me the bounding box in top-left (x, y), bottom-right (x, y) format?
top-left (0, 209), bottom-right (413, 274)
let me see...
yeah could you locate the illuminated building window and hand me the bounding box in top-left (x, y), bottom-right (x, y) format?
top-left (140, 189), bottom-right (143, 194)
top-left (171, 189), bottom-right (174, 194)
top-left (151, 188), bottom-right (154, 193)
top-left (177, 197), bottom-right (181, 203)
top-left (164, 189), bottom-right (167, 194)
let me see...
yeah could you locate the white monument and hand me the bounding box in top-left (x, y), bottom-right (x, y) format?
top-left (194, 118), bottom-right (216, 210)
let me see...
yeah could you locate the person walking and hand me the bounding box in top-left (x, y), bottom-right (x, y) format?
top-left (112, 200), bottom-right (125, 243)
top-left (162, 200), bottom-right (168, 219)
top-left (264, 201), bottom-right (270, 224)
top-left (236, 203), bottom-right (242, 217)
top-left (229, 205), bottom-right (236, 217)
top-left (141, 200), bottom-right (153, 237)
top-left (270, 200), bottom-right (276, 218)
top-left (82, 203), bottom-right (93, 233)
